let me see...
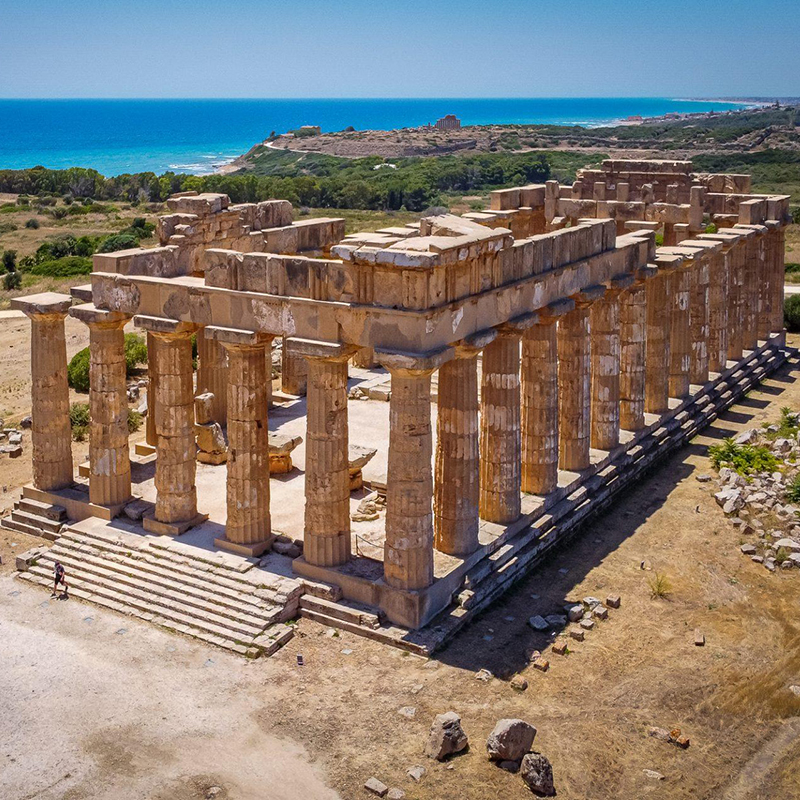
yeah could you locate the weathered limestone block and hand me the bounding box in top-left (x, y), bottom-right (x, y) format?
top-left (281, 336), bottom-right (308, 395)
top-left (12, 293), bottom-right (74, 492)
top-left (480, 328), bottom-right (522, 523)
top-left (268, 432), bottom-right (303, 474)
top-left (349, 443), bottom-right (377, 491)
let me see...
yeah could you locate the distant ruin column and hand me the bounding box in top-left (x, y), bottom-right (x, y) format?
top-left (209, 329), bottom-right (273, 556)
top-left (297, 341), bottom-right (355, 567)
top-left (480, 326), bottom-right (523, 523)
top-left (71, 305), bottom-right (132, 508)
top-left (145, 332), bottom-right (159, 447)
top-left (12, 293), bottom-right (74, 492)
top-left (522, 303), bottom-right (571, 494)
top-left (136, 317), bottom-right (203, 535)
top-left (645, 265), bottom-right (673, 415)
top-left (196, 332), bottom-right (228, 424)
top-left (669, 263), bottom-right (691, 399)
top-left (727, 243), bottom-right (744, 361)
top-left (707, 251), bottom-right (729, 373)
top-left (379, 350), bottom-right (449, 590)
top-left (559, 286), bottom-right (604, 471)
top-left (591, 277), bottom-right (631, 450)
top-left (689, 255), bottom-right (710, 385)
top-left (619, 269), bottom-right (653, 432)
top-left (281, 335), bottom-right (308, 395)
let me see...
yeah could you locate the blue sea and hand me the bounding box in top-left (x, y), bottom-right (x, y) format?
top-left (0, 98), bottom-right (751, 177)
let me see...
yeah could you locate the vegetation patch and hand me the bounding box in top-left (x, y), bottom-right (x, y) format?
top-left (708, 438), bottom-right (779, 476)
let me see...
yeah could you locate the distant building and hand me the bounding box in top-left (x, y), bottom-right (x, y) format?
top-left (434, 114), bottom-right (461, 131)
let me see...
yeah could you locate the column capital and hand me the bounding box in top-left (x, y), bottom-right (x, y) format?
top-left (537, 297), bottom-right (575, 324)
top-left (134, 315), bottom-right (199, 338)
top-left (454, 328), bottom-right (497, 358)
top-left (204, 325), bottom-right (271, 350)
top-left (376, 346), bottom-right (453, 376)
top-left (285, 337), bottom-right (359, 363)
top-left (569, 284), bottom-right (605, 308)
top-left (608, 273), bottom-right (636, 293)
top-left (70, 303), bottom-right (131, 330)
top-left (497, 312), bottom-right (538, 335)
top-left (12, 292), bottom-right (72, 321)
top-left (633, 265), bottom-right (658, 284)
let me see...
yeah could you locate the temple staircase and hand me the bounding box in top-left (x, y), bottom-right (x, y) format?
top-left (16, 522), bottom-right (302, 658)
top-left (1, 497), bottom-right (71, 541)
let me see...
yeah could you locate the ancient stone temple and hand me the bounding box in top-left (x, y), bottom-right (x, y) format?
top-left (9, 162), bottom-right (793, 654)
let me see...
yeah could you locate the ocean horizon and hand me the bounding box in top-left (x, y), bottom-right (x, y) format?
top-left (0, 97), bottom-right (752, 177)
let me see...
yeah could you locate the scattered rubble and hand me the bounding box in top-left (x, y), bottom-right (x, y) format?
top-left (424, 711), bottom-right (468, 760)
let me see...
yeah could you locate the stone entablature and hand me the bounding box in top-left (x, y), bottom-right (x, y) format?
top-left (12, 158), bottom-right (793, 635)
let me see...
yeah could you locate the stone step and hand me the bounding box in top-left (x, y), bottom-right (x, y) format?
top-left (299, 595), bottom-right (382, 629)
top-left (16, 498), bottom-right (67, 521)
top-left (0, 516), bottom-right (59, 542)
top-left (39, 545), bottom-right (280, 630)
top-left (59, 528), bottom-right (292, 600)
top-left (54, 534), bottom-right (283, 616)
top-left (15, 571), bottom-right (268, 658)
top-left (12, 509), bottom-right (64, 535)
top-left (299, 607), bottom-right (429, 656)
top-left (252, 623), bottom-right (296, 656)
top-left (25, 562), bottom-right (267, 644)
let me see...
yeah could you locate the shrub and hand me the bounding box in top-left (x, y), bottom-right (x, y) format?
top-left (2, 249), bottom-right (17, 272)
top-left (69, 401), bottom-right (90, 441)
top-left (0, 221), bottom-right (17, 235)
top-left (29, 256), bottom-right (92, 277)
top-left (648, 572), bottom-right (672, 599)
top-left (785, 295), bottom-right (800, 332)
top-left (708, 438), bottom-right (779, 475)
top-left (786, 474), bottom-right (800, 503)
top-left (3, 270), bottom-right (21, 290)
top-left (124, 333), bottom-right (148, 372)
top-left (127, 408), bottom-right (142, 433)
top-left (25, 218), bottom-right (40, 229)
top-left (97, 233), bottom-right (139, 253)
top-left (67, 348), bottom-right (91, 392)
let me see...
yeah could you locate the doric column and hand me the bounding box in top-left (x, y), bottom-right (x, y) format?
top-left (773, 226), bottom-right (786, 333)
top-left (135, 316), bottom-right (204, 535)
top-left (378, 349), bottom-right (451, 591)
top-left (281, 335), bottom-right (307, 395)
top-left (196, 332), bottom-right (228, 424)
top-left (669, 262), bottom-right (692, 399)
top-left (480, 324), bottom-right (524, 523)
top-left (707, 250), bottom-right (729, 373)
top-left (12, 293), bottom-right (73, 492)
top-left (591, 275), bottom-right (632, 450)
top-left (755, 229), bottom-right (771, 341)
top-left (740, 229), bottom-right (759, 350)
top-left (70, 304), bottom-right (132, 508)
top-left (727, 241), bottom-right (745, 360)
top-left (205, 327), bottom-right (273, 557)
top-left (522, 301), bottom-right (571, 494)
top-left (145, 332), bottom-right (159, 447)
top-left (559, 285), bottom-right (604, 471)
top-left (620, 267), bottom-right (654, 432)
top-left (645, 258), bottom-right (677, 414)
top-left (435, 330), bottom-right (494, 556)
top-left (292, 339), bottom-right (356, 567)
top-left (689, 253), bottom-right (710, 384)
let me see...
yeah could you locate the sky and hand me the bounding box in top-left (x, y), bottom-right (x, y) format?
top-left (0, 0), bottom-right (798, 99)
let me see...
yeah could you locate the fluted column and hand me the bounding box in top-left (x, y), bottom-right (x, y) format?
top-left (645, 261), bottom-right (675, 414)
top-left (559, 286), bottom-right (603, 471)
top-left (281, 335), bottom-right (307, 395)
top-left (435, 331), bottom-right (493, 556)
top-left (772, 226), bottom-right (786, 333)
top-left (297, 341), bottom-right (356, 567)
top-left (12, 293), bottom-right (73, 492)
top-left (71, 305), bottom-right (132, 507)
top-left (378, 349), bottom-right (450, 591)
top-left (755, 230), bottom-right (771, 341)
top-left (522, 303), bottom-right (570, 494)
top-left (727, 243), bottom-right (744, 360)
top-left (196, 332), bottom-right (228, 424)
top-left (620, 269), bottom-right (653, 431)
top-left (689, 254), bottom-right (710, 384)
top-left (591, 277), bottom-right (630, 450)
top-left (480, 326), bottom-right (522, 523)
top-left (135, 317), bottom-right (203, 534)
top-left (145, 332), bottom-right (159, 447)
top-left (741, 230), bottom-right (759, 350)
top-left (217, 335), bottom-right (272, 555)
top-left (669, 263), bottom-right (691, 399)
top-left (707, 250), bottom-right (729, 372)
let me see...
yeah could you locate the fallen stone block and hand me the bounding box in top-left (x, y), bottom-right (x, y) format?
top-left (528, 615), bottom-right (549, 631)
top-left (364, 777), bottom-right (388, 797)
top-left (520, 753), bottom-right (555, 796)
top-left (694, 629), bottom-right (705, 646)
top-left (487, 719), bottom-right (536, 762)
top-left (349, 444), bottom-right (378, 490)
top-left (424, 711), bottom-right (468, 760)
top-left (268, 433), bottom-right (302, 473)
top-left (510, 675), bottom-right (528, 692)
top-left (606, 594), bottom-right (621, 609)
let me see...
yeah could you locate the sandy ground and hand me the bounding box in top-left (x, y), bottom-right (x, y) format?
top-left (3, 320), bottom-right (800, 797)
